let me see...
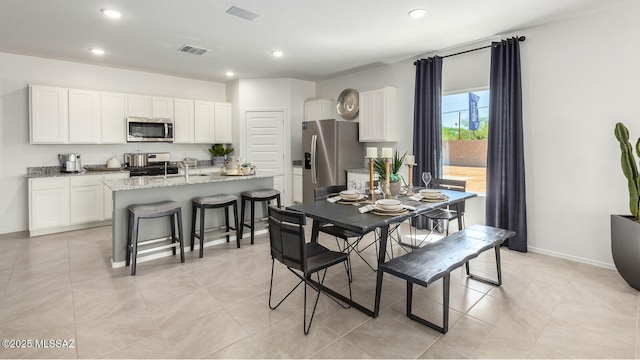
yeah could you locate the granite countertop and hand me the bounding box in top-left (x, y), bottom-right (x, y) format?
top-left (345, 168), bottom-right (370, 174)
top-left (103, 173), bottom-right (276, 192)
top-left (26, 166), bottom-right (128, 178)
top-left (26, 161), bottom-right (223, 179)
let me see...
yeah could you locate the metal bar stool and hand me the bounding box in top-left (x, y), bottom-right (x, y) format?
top-left (126, 200), bottom-right (185, 276)
top-left (191, 194), bottom-right (240, 257)
top-left (240, 189), bottom-right (281, 244)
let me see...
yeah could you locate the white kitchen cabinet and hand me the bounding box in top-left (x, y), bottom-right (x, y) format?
top-left (101, 92), bottom-right (127, 143)
top-left (194, 100), bottom-right (215, 143)
top-left (69, 89), bottom-right (101, 143)
top-left (29, 177), bottom-right (70, 231)
top-left (304, 99), bottom-right (334, 121)
top-left (152, 96), bottom-right (174, 119)
top-left (70, 176), bottom-right (104, 224)
top-left (127, 94), bottom-right (152, 117)
top-left (293, 166), bottom-right (303, 203)
top-left (103, 172), bottom-right (128, 219)
top-left (358, 86), bottom-right (397, 142)
top-left (29, 85), bottom-right (69, 144)
top-left (174, 98), bottom-right (195, 143)
top-left (214, 102), bottom-right (232, 143)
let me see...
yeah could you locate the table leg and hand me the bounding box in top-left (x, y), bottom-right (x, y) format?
top-left (311, 219), bottom-right (320, 243)
top-left (373, 225), bottom-right (389, 317)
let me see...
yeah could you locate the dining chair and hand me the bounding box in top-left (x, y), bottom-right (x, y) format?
top-left (419, 178), bottom-right (467, 237)
top-left (267, 205), bottom-right (352, 335)
top-left (314, 185), bottom-right (379, 275)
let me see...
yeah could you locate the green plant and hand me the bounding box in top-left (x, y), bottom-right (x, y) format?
top-left (614, 122), bottom-right (640, 221)
top-left (208, 144), bottom-right (234, 157)
top-left (374, 151), bottom-right (405, 183)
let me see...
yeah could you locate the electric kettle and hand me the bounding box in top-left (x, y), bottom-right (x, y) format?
top-left (58, 153), bottom-right (82, 173)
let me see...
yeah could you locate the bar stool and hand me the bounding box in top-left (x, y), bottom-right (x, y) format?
top-left (126, 200), bottom-right (185, 276)
top-left (240, 189), bottom-right (281, 244)
top-left (191, 194), bottom-right (240, 257)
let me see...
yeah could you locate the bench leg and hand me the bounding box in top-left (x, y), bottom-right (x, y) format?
top-left (406, 275), bottom-right (450, 334)
top-left (466, 245), bottom-right (503, 286)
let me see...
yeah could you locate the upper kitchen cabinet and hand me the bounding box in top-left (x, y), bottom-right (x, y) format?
top-left (194, 100), bottom-right (215, 143)
top-left (68, 89), bottom-right (101, 143)
top-left (101, 92), bottom-right (127, 143)
top-left (174, 98), bottom-right (195, 143)
top-left (193, 101), bottom-right (232, 143)
top-left (29, 85), bottom-right (69, 144)
top-left (127, 94), bottom-right (174, 119)
top-left (126, 94), bottom-right (152, 117)
top-left (304, 99), bottom-right (334, 121)
top-left (358, 86), bottom-right (397, 142)
top-left (214, 102), bottom-right (232, 143)
top-left (152, 96), bottom-right (174, 119)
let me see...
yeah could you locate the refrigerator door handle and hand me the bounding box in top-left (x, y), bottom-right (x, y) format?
top-left (311, 134), bottom-right (317, 184)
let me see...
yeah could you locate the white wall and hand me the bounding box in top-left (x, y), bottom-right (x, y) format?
top-left (228, 78), bottom-right (315, 205)
top-left (317, 1), bottom-right (640, 268)
top-left (0, 52), bottom-right (226, 234)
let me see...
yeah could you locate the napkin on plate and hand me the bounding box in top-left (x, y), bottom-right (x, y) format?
top-left (403, 205), bottom-right (416, 211)
top-left (327, 196), bottom-right (342, 203)
top-left (358, 205), bottom-right (375, 213)
top-left (409, 195), bottom-right (422, 201)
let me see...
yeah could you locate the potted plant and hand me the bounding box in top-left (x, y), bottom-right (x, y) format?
top-left (208, 144), bottom-right (234, 166)
top-left (612, 122), bottom-right (640, 291)
top-left (374, 150), bottom-right (406, 196)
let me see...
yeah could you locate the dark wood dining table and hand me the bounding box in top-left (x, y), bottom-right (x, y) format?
top-left (287, 189), bottom-right (477, 318)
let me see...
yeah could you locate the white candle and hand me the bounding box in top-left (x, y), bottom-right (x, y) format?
top-left (366, 147), bottom-right (378, 158)
top-left (381, 147), bottom-right (393, 158)
top-left (405, 155), bottom-right (415, 165)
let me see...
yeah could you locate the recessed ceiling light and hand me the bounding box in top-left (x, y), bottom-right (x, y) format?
top-left (101, 9), bottom-right (123, 19)
top-left (225, 71), bottom-right (235, 77)
top-left (408, 9), bottom-right (426, 18)
top-left (89, 48), bottom-right (105, 55)
top-left (271, 50), bottom-right (283, 58)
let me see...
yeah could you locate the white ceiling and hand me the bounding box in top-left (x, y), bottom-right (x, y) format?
top-left (0, 0), bottom-right (627, 83)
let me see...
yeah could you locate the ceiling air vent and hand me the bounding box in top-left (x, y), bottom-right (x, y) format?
top-left (177, 44), bottom-right (209, 56)
top-left (225, 6), bottom-right (260, 21)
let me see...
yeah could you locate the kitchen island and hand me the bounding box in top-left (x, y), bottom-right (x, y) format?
top-left (103, 173), bottom-right (275, 267)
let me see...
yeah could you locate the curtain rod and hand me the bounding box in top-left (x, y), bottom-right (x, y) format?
top-left (414, 36), bottom-right (525, 64)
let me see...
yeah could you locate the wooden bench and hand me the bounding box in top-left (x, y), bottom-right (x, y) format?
top-left (377, 224), bottom-right (516, 334)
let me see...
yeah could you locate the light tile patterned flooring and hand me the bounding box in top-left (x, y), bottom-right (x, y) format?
top-left (0, 223), bottom-right (638, 359)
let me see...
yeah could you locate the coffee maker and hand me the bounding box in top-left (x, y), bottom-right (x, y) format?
top-left (58, 153), bottom-right (82, 173)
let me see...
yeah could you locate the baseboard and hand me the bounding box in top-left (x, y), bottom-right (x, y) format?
top-left (527, 246), bottom-right (615, 270)
top-left (29, 220), bottom-right (112, 237)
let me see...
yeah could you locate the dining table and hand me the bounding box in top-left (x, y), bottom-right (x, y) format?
top-left (287, 188), bottom-right (477, 318)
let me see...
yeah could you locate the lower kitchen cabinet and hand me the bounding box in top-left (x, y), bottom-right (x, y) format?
top-left (29, 178), bottom-right (69, 231)
top-left (293, 166), bottom-right (302, 203)
top-left (70, 176), bottom-right (104, 224)
top-left (29, 172), bottom-right (128, 236)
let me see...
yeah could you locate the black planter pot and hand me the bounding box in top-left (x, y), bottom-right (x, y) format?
top-left (611, 214), bottom-right (640, 291)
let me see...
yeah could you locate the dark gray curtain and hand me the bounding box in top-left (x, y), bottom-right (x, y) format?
top-left (412, 56), bottom-right (442, 229)
top-left (486, 37), bottom-right (528, 252)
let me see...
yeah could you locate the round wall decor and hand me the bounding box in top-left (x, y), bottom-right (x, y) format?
top-left (337, 88), bottom-right (359, 120)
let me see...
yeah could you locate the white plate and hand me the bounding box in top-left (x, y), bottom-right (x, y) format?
top-left (376, 199), bottom-right (401, 206)
top-left (340, 190), bottom-right (359, 200)
top-left (340, 194), bottom-right (367, 201)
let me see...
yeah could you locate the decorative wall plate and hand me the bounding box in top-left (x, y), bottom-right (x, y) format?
top-left (337, 88), bottom-right (359, 120)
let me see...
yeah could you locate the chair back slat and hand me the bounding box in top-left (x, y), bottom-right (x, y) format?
top-left (268, 205), bottom-right (306, 272)
top-left (314, 185), bottom-right (347, 201)
top-left (431, 178), bottom-right (467, 213)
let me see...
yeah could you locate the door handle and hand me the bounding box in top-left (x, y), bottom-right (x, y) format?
top-left (311, 134), bottom-right (317, 185)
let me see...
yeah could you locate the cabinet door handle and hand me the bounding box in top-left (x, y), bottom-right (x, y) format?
top-left (311, 134), bottom-right (317, 184)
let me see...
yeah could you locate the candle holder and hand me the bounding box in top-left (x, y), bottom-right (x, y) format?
top-left (384, 158), bottom-right (392, 199)
top-left (406, 163), bottom-right (415, 195)
top-left (367, 157), bottom-right (376, 203)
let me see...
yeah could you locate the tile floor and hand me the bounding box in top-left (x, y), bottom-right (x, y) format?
top-left (0, 223), bottom-right (638, 359)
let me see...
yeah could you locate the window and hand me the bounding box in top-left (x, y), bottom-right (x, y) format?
top-left (441, 89), bottom-right (489, 193)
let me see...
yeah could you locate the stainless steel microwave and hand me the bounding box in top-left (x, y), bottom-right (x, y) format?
top-left (126, 117), bottom-right (174, 142)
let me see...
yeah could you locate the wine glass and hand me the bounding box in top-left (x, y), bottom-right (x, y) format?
top-left (421, 172), bottom-right (432, 189)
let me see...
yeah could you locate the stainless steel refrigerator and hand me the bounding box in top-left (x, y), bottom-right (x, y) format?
top-left (302, 119), bottom-right (364, 203)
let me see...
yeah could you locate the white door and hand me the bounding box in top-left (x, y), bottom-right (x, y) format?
top-left (245, 111), bottom-right (285, 193)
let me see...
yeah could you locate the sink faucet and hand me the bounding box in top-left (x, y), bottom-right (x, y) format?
top-left (180, 162), bottom-right (189, 181)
